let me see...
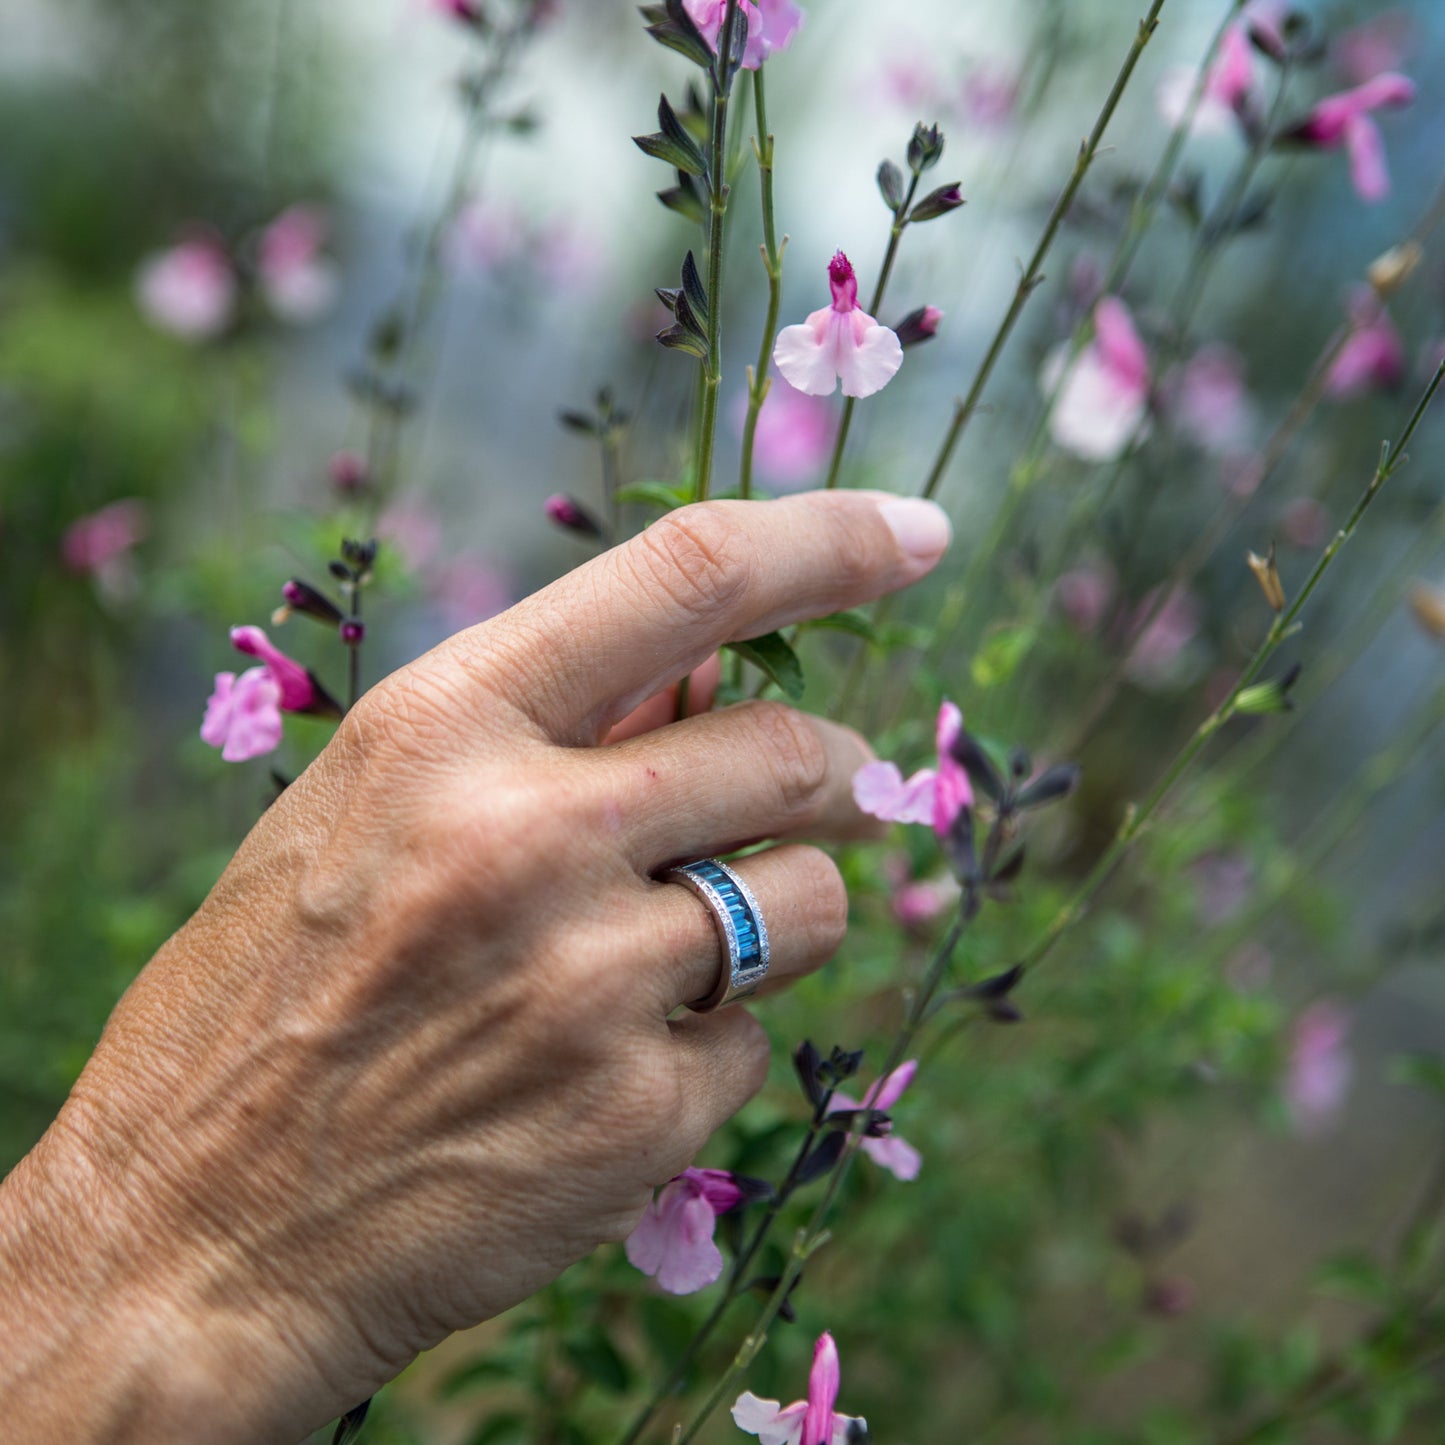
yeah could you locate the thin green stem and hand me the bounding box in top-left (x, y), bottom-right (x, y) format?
top-left (1017, 359), bottom-right (1445, 979)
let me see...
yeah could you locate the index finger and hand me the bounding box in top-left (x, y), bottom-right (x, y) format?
top-left (454, 491), bottom-right (951, 743)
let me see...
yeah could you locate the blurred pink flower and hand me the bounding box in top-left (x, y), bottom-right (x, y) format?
top-left (425, 0), bottom-right (486, 23)
top-left (1326, 288), bottom-right (1405, 399)
top-left (733, 1333), bottom-right (865, 1445)
top-left (883, 53), bottom-right (940, 112)
top-left (378, 500), bottom-right (444, 571)
top-left (258, 206), bottom-right (339, 324)
top-left (62, 500), bottom-right (148, 599)
top-left (853, 701), bottom-right (971, 837)
top-left (774, 252), bottom-right (903, 400)
top-left (1124, 588), bottom-right (1201, 689)
top-left (829, 1060), bottom-right (922, 1181)
top-left (533, 220), bottom-right (611, 294)
top-left (625, 1167), bottom-right (742, 1295)
top-left (1043, 296), bottom-right (1151, 461)
top-left (1287, 72), bottom-right (1415, 203)
top-left (962, 64), bottom-right (1018, 129)
top-left (1055, 564), bottom-right (1115, 635)
top-left (1156, 22), bottom-right (1256, 135)
top-left (431, 555), bottom-right (511, 629)
top-left (445, 199), bottom-right (524, 275)
top-left (229, 625), bottom-right (318, 712)
top-left (1286, 1001), bottom-right (1353, 1133)
top-left (1333, 12), bottom-right (1414, 86)
top-left (740, 377), bottom-right (833, 489)
top-left (885, 855), bottom-right (958, 930)
top-left (1168, 344), bottom-right (1252, 454)
top-left (135, 234), bottom-right (236, 341)
top-left (201, 669), bottom-right (284, 763)
top-left (327, 450), bottom-right (370, 494)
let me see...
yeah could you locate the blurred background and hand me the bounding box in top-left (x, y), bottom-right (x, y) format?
top-left (2, 0), bottom-right (1444, 1440)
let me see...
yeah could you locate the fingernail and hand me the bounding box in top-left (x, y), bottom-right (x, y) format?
top-left (877, 497), bottom-right (952, 565)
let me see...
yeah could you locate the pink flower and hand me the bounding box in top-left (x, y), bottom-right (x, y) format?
top-left (430, 555), bottom-right (512, 629)
top-left (1042, 296), bottom-right (1151, 461)
top-left (426, 0), bottom-right (486, 23)
top-left (258, 206), bottom-right (339, 324)
top-left (1124, 588), bottom-right (1201, 689)
top-left (1326, 288), bottom-right (1405, 399)
top-left (828, 1060), bottom-right (921, 1181)
top-left (201, 669), bottom-right (284, 762)
top-left (445, 199), bottom-right (524, 275)
top-left (1168, 344), bottom-right (1252, 454)
top-left (1286, 1002), bottom-right (1353, 1134)
top-left (1287, 72), bottom-right (1415, 203)
top-left (962, 64), bottom-right (1018, 130)
top-left (625, 1167), bottom-right (742, 1295)
top-left (328, 450), bottom-right (370, 494)
top-left (62, 499), bottom-right (148, 573)
top-left (1055, 564), bottom-right (1115, 636)
top-left (852, 701), bottom-right (972, 837)
top-left (683, 0), bottom-right (803, 69)
top-left (1157, 22), bottom-right (1256, 135)
top-left (885, 856), bottom-right (958, 930)
top-left (739, 377), bottom-right (833, 489)
top-left (135, 234), bottom-right (236, 340)
top-left (229, 625), bottom-right (318, 712)
top-left (1333, 12), bottom-right (1414, 87)
top-left (378, 500), bottom-right (444, 571)
top-left (732, 1333), bottom-right (865, 1445)
top-left (773, 252), bottom-right (903, 401)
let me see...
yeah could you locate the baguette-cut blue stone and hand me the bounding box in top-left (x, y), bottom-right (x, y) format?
top-left (687, 861), bottom-right (763, 968)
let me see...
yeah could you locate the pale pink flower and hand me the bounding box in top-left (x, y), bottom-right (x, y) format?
top-left (1286, 1001), bottom-right (1353, 1134)
top-left (1157, 22), bottom-right (1256, 135)
top-left (828, 1060), bottom-right (922, 1181)
top-left (1333, 12), bottom-right (1414, 87)
top-left (852, 701), bottom-right (972, 837)
top-left (430, 555), bottom-right (511, 629)
top-left (1326, 288), bottom-right (1405, 399)
top-left (683, 0), bottom-right (803, 69)
top-left (378, 500), bottom-right (444, 571)
top-left (201, 669), bottom-right (284, 763)
top-left (885, 856), bottom-right (959, 930)
top-left (445, 199), bottom-right (524, 275)
top-left (62, 500), bottom-right (149, 599)
top-left (773, 252), bottom-right (903, 400)
top-left (1055, 564), bottom-right (1115, 636)
top-left (1287, 72), bottom-right (1415, 203)
top-left (883, 53), bottom-right (940, 113)
top-left (1124, 588), bottom-right (1201, 689)
top-left (229, 625), bottom-right (318, 711)
top-left (962, 64), bottom-right (1018, 130)
top-left (1168, 344), bottom-right (1252, 454)
top-left (258, 206), bottom-right (339, 324)
top-left (732, 1333), bottom-right (865, 1445)
top-left (135, 234), bottom-right (236, 340)
top-left (1042, 296), bottom-right (1151, 461)
top-left (739, 377), bottom-right (833, 490)
top-left (533, 220), bottom-right (610, 294)
top-left (625, 1167), bottom-right (742, 1295)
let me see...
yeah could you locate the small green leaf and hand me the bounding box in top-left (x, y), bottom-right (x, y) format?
top-left (615, 480), bottom-right (691, 511)
top-left (1316, 1251), bottom-right (1391, 1304)
top-left (798, 609), bottom-right (878, 644)
top-left (971, 626), bottom-right (1032, 689)
top-left (562, 1333), bottom-right (632, 1393)
top-left (633, 130), bottom-right (707, 176)
top-left (726, 631), bottom-right (805, 699)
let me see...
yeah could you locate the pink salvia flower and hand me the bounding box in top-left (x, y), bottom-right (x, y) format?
top-left (852, 700), bottom-right (972, 838)
top-left (773, 252), bottom-right (903, 400)
top-left (229, 625), bottom-right (317, 711)
top-left (1157, 22), bottom-right (1256, 135)
top-left (201, 669), bottom-right (284, 762)
top-left (258, 206), bottom-right (339, 324)
top-left (135, 234), bottom-right (236, 341)
top-left (1286, 1002), bottom-right (1353, 1134)
top-left (733, 1332), bottom-right (866, 1445)
top-left (1326, 288), bottom-right (1405, 399)
top-left (683, 0), bottom-right (803, 69)
top-left (1042, 296), bottom-right (1151, 461)
top-left (741, 377), bottom-right (834, 490)
top-left (625, 1167), bottom-right (743, 1295)
top-left (828, 1060), bottom-right (922, 1181)
top-left (1288, 72), bottom-right (1415, 202)
top-left (1169, 344), bottom-right (1252, 454)
top-left (62, 500), bottom-right (148, 574)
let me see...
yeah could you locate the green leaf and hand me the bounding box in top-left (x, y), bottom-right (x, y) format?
top-left (633, 130), bottom-right (707, 177)
top-left (615, 480), bottom-right (692, 511)
top-left (438, 1356), bottom-right (523, 1400)
top-left (726, 631), bottom-right (805, 699)
top-left (1315, 1250), bottom-right (1391, 1304)
top-left (1389, 1054), bottom-right (1445, 1096)
top-left (562, 1332), bottom-right (632, 1393)
top-left (798, 609), bottom-right (878, 644)
top-left (971, 626), bottom-right (1033, 689)
top-left (465, 1413), bottom-right (529, 1445)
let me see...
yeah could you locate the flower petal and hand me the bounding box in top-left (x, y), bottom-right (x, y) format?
top-left (866, 1059), bottom-right (918, 1112)
top-left (732, 1393), bottom-right (808, 1445)
top-left (773, 311), bottom-right (842, 397)
top-left (836, 321), bottom-right (904, 399)
top-left (1344, 114), bottom-right (1389, 201)
top-left (802, 1334), bottom-right (840, 1445)
top-left (862, 1132), bottom-right (922, 1181)
top-left (852, 761), bottom-right (937, 826)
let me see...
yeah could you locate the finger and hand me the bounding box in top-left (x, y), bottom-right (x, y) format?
top-left (639, 844), bottom-right (849, 1013)
top-left (604, 654), bottom-right (721, 744)
top-left (455, 491), bottom-right (951, 743)
top-left (601, 701), bottom-right (883, 870)
top-left (664, 1006), bottom-right (771, 1170)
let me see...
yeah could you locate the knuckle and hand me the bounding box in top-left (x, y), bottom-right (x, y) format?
top-left (630, 505), bottom-right (752, 621)
top-left (742, 701), bottom-right (830, 818)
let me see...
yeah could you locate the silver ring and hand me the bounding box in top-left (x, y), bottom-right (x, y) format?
top-left (662, 858), bottom-right (771, 1012)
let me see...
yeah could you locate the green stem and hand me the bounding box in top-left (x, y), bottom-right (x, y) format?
top-left (1017, 359), bottom-right (1445, 979)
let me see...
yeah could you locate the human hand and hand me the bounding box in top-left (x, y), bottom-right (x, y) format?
top-left (0, 490), bottom-right (951, 1442)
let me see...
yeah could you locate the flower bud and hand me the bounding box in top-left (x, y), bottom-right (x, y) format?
top-left (906, 122), bottom-right (945, 173)
top-left (908, 183), bottom-right (964, 223)
top-left (1235, 662), bottom-right (1302, 715)
top-left (876, 158), bottom-right (905, 213)
top-left (327, 450), bottom-right (369, 493)
top-left (1368, 240), bottom-right (1423, 299)
top-left (1408, 582), bottom-right (1445, 639)
top-left (545, 493), bottom-right (607, 540)
top-left (894, 305), bottom-right (943, 349)
top-left (1246, 545), bottom-right (1286, 612)
top-left (280, 579), bottom-right (345, 626)
top-left (340, 619), bottom-right (366, 646)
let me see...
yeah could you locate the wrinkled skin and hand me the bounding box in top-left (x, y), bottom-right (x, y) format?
top-left (0, 490), bottom-right (950, 1442)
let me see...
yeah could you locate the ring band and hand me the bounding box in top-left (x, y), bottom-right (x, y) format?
top-left (663, 858), bottom-right (771, 1012)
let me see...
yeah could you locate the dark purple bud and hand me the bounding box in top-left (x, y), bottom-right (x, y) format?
top-left (341, 537), bottom-right (378, 570)
top-left (894, 305), bottom-right (944, 349)
top-left (949, 727), bottom-right (1003, 802)
top-left (963, 964), bottom-right (1024, 1002)
top-left (906, 122), bottom-right (945, 173)
top-left (340, 619), bottom-right (365, 647)
top-left (797, 1130), bottom-right (847, 1184)
top-left (545, 494), bottom-right (607, 541)
top-left (793, 1040), bottom-right (824, 1108)
top-left (281, 579), bottom-right (345, 626)
top-left (327, 450), bottom-right (369, 494)
top-left (908, 183), bottom-right (965, 223)
top-left (1016, 763), bottom-right (1081, 811)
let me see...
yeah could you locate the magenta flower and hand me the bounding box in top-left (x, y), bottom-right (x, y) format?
top-left (1326, 288), bottom-right (1405, 399)
top-left (426, 0), bottom-right (486, 23)
top-left (62, 500), bottom-right (148, 600)
top-left (732, 1332), bottom-right (865, 1445)
top-left (852, 700), bottom-right (972, 838)
top-left (625, 1167), bottom-right (742, 1295)
top-left (1168, 344), bottom-right (1252, 454)
top-left (134, 234), bottom-right (236, 341)
top-left (258, 206), bottom-right (339, 324)
top-left (1286, 72), bottom-right (1415, 202)
top-left (1157, 21), bottom-right (1256, 135)
top-left (229, 625), bottom-right (319, 712)
top-left (1286, 1002), bottom-right (1353, 1134)
top-left (200, 669), bottom-right (284, 763)
top-left (773, 252), bottom-right (903, 400)
top-left (683, 0), bottom-right (804, 69)
top-left (1042, 296), bottom-right (1151, 461)
top-left (828, 1060), bottom-right (922, 1181)
top-left (739, 377), bottom-right (834, 489)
